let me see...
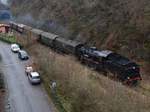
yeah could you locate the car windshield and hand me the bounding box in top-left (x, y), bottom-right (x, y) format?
top-left (33, 75), bottom-right (40, 79)
top-left (13, 45), bottom-right (19, 49)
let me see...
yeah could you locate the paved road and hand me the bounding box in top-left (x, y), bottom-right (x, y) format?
top-left (0, 42), bottom-right (53, 112)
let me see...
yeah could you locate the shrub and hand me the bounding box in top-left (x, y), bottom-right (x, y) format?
top-left (0, 34), bottom-right (16, 44)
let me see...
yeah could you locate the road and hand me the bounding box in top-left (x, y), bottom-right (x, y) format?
top-left (0, 42), bottom-right (53, 112)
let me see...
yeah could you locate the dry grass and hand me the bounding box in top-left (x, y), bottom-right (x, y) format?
top-left (26, 43), bottom-right (150, 112)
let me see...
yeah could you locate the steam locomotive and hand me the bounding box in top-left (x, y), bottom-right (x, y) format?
top-left (9, 21), bottom-right (142, 85)
top-left (78, 47), bottom-right (141, 84)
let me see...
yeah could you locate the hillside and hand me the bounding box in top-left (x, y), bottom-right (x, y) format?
top-left (8, 1), bottom-right (150, 112)
top-left (10, 0), bottom-right (150, 62)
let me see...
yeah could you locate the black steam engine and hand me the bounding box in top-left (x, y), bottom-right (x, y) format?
top-left (9, 21), bottom-right (142, 85)
top-left (78, 47), bottom-right (141, 84)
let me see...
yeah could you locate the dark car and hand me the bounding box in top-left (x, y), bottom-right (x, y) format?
top-left (18, 50), bottom-right (29, 60)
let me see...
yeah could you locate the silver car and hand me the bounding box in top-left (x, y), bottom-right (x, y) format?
top-left (28, 72), bottom-right (41, 84)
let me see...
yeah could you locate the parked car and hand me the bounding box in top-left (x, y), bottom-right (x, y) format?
top-left (25, 66), bottom-right (33, 76)
top-left (11, 44), bottom-right (20, 53)
top-left (28, 72), bottom-right (41, 84)
top-left (18, 50), bottom-right (29, 60)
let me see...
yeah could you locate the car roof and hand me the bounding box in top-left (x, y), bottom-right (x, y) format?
top-left (19, 50), bottom-right (27, 54)
top-left (30, 72), bottom-right (40, 77)
top-left (26, 66), bottom-right (33, 70)
top-left (41, 32), bottom-right (58, 40)
top-left (31, 28), bottom-right (43, 35)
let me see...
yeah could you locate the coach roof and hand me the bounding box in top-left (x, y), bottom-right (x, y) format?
top-left (31, 28), bottom-right (43, 35)
top-left (41, 32), bottom-right (58, 40)
top-left (18, 24), bottom-right (25, 28)
top-left (24, 25), bottom-right (32, 30)
top-left (56, 37), bottom-right (82, 47)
